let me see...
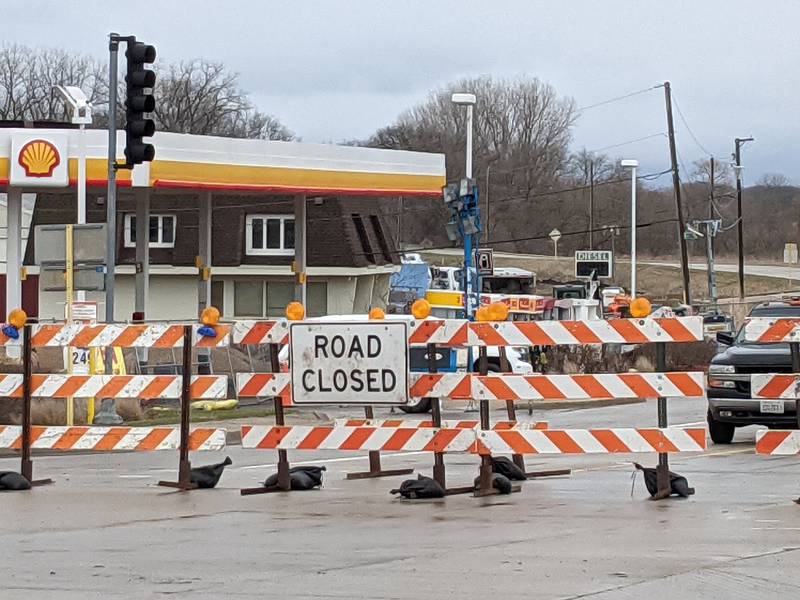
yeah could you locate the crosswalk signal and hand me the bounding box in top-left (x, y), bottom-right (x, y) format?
top-left (124, 40), bottom-right (156, 165)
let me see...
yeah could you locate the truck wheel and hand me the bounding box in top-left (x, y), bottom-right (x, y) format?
top-left (707, 410), bottom-right (735, 444)
top-left (399, 397), bottom-right (432, 414)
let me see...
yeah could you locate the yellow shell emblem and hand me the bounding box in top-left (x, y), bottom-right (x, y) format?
top-left (18, 139), bottom-right (61, 177)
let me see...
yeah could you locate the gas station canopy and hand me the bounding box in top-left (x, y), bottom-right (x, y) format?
top-left (0, 128), bottom-right (446, 196)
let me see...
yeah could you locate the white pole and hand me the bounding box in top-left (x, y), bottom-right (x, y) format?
top-left (465, 104), bottom-right (473, 179)
top-left (630, 165), bottom-right (637, 298)
top-left (6, 188), bottom-right (22, 359)
top-left (76, 123), bottom-right (87, 302)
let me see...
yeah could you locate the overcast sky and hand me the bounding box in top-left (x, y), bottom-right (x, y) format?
top-left (4, 0), bottom-right (798, 182)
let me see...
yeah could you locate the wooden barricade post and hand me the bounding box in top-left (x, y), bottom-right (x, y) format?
top-left (158, 325), bottom-right (198, 490)
top-left (20, 324), bottom-right (53, 487)
top-left (498, 347), bottom-right (570, 480)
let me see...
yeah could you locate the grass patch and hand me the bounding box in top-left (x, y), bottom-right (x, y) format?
top-left (127, 405), bottom-right (275, 426)
top-left (422, 251), bottom-right (798, 303)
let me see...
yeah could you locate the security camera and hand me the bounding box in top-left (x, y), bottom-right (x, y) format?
top-left (54, 85), bottom-right (93, 125)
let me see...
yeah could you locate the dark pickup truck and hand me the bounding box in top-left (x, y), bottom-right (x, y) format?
top-left (707, 301), bottom-right (800, 444)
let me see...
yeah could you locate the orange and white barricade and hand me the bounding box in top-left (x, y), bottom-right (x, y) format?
top-left (1, 321), bottom-right (230, 490)
top-left (236, 313), bottom-right (707, 498)
top-left (746, 319), bottom-right (800, 486)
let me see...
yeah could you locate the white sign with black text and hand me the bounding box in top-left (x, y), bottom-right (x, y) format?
top-left (290, 321), bottom-right (409, 405)
top-left (575, 250), bottom-right (613, 279)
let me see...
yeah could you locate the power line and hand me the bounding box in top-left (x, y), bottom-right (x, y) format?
top-left (589, 132), bottom-right (667, 154)
top-left (348, 218), bottom-right (679, 259)
top-left (671, 94), bottom-right (716, 157)
top-left (577, 84), bottom-right (664, 112)
top-left (486, 168), bottom-right (673, 207)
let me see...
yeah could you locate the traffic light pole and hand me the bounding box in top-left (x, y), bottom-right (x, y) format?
top-left (106, 34), bottom-right (119, 327)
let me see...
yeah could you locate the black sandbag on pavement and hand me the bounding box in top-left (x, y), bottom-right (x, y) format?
top-left (633, 463), bottom-right (695, 498)
top-left (474, 473), bottom-right (513, 494)
top-left (190, 456), bottom-right (232, 489)
top-left (491, 456), bottom-right (527, 481)
top-left (390, 474), bottom-right (445, 499)
top-left (263, 465), bottom-right (326, 490)
top-left (0, 471), bottom-right (31, 491)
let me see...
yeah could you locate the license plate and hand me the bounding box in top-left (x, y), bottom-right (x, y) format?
top-left (760, 400), bottom-right (785, 414)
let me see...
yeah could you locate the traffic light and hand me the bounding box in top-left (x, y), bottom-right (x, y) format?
top-left (124, 40), bottom-right (156, 165)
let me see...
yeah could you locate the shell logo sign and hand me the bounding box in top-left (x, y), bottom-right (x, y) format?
top-left (9, 133), bottom-right (68, 187)
top-left (18, 139), bottom-right (61, 177)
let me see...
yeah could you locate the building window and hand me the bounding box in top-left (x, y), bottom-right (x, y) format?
top-left (351, 214), bottom-right (375, 264)
top-left (211, 280), bottom-right (225, 315)
top-left (370, 215), bottom-right (393, 262)
top-left (124, 214), bottom-right (176, 248)
top-left (234, 281), bottom-right (264, 317)
top-left (232, 280), bottom-right (327, 318)
top-left (246, 215), bottom-right (295, 255)
top-left (307, 281), bottom-right (327, 317)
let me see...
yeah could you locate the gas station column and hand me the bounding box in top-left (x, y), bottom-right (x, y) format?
top-left (198, 191), bottom-right (212, 315)
top-left (5, 188), bottom-right (22, 358)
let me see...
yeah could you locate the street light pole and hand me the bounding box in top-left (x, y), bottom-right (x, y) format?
top-left (621, 159), bottom-right (639, 298)
top-left (734, 137), bottom-right (754, 299)
top-left (451, 92), bottom-right (478, 319)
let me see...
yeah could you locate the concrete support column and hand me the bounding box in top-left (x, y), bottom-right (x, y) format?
top-left (6, 188), bottom-right (22, 358)
top-left (134, 188), bottom-right (150, 319)
top-left (293, 194), bottom-right (307, 305)
top-left (198, 191), bottom-right (212, 315)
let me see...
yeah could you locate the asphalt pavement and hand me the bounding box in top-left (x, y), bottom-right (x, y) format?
top-left (2, 399), bottom-right (799, 599)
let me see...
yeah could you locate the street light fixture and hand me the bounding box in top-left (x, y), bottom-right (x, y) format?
top-left (451, 92), bottom-right (476, 179)
top-left (620, 159), bottom-right (639, 298)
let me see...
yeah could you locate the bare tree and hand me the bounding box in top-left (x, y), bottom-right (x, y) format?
top-left (0, 44), bottom-right (293, 141)
top-left (691, 158), bottom-right (734, 188)
top-left (367, 76), bottom-right (577, 251)
top-left (0, 44), bottom-right (106, 121)
top-left (757, 172), bottom-right (791, 188)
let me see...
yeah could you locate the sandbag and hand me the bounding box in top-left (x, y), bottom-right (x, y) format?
top-left (491, 456), bottom-right (527, 481)
top-left (390, 474), bottom-right (445, 499)
top-left (633, 463), bottom-right (695, 498)
top-left (0, 471), bottom-right (31, 491)
top-left (190, 456), bottom-right (232, 489)
top-left (263, 465), bottom-right (326, 490)
top-left (474, 473), bottom-right (513, 494)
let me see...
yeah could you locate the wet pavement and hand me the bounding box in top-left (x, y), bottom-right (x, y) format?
top-left (2, 400), bottom-right (799, 599)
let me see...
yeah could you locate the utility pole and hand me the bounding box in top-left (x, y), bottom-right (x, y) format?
top-left (588, 161), bottom-right (595, 249)
top-left (735, 137), bottom-right (754, 299)
top-left (709, 156), bottom-right (715, 220)
top-left (701, 220), bottom-right (720, 310)
top-left (663, 81), bottom-right (692, 305)
top-left (485, 164), bottom-right (491, 242)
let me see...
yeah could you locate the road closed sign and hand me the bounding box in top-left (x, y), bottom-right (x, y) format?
top-left (290, 321), bottom-right (409, 405)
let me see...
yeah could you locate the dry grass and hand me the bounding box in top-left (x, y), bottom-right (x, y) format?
top-left (423, 251), bottom-right (798, 304)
